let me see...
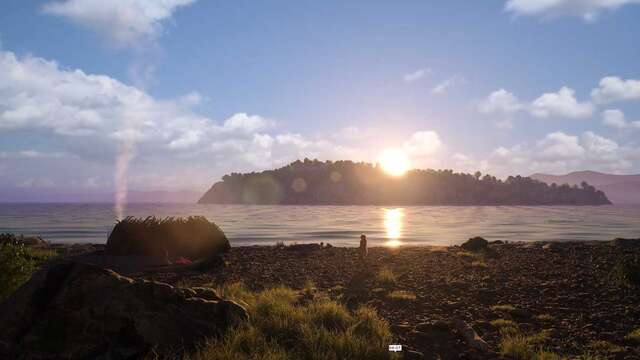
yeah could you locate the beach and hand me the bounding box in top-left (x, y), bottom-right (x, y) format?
top-left (130, 240), bottom-right (640, 359)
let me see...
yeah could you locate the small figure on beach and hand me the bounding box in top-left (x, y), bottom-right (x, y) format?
top-left (359, 234), bottom-right (368, 260)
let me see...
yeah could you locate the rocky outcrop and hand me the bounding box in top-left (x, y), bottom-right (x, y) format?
top-left (0, 261), bottom-right (247, 359)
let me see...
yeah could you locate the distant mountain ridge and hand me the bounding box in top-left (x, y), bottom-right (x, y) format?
top-left (530, 171), bottom-right (640, 204)
top-left (199, 159), bottom-right (611, 205)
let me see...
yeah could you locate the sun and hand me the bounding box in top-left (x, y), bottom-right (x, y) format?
top-left (379, 148), bottom-right (410, 176)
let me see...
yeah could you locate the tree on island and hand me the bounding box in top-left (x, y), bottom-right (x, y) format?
top-left (198, 159), bottom-right (611, 205)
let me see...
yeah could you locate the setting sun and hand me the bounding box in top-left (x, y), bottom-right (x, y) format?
top-left (379, 149), bottom-right (410, 176)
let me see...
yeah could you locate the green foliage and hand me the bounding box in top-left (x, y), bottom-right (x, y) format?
top-left (610, 258), bottom-right (640, 288)
top-left (0, 241), bottom-right (37, 301)
top-left (188, 283), bottom-right (396, 360)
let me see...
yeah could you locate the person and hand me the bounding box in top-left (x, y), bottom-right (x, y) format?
top-left (359, 234), bottom-right (368, 260)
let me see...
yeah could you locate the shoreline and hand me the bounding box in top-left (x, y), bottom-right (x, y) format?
top-left (6, 238), bottom-right (640, 358)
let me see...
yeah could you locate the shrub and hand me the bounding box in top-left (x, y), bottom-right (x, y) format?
top-left (188, 283), bottom-right (396, 360)
top-left (106, 216), bottom-right (229, 259)
top-left (0, 241), bottom-right (37, 301)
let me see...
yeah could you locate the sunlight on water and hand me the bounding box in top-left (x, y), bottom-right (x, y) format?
top-left (383, 208), bottom-right (404, 247)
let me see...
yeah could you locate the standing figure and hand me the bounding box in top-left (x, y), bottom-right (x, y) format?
top-left (359, 234), bottom-right (368, 260)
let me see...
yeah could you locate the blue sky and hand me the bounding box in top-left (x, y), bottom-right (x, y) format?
top-left (1, 0), bottom-right (640, 196)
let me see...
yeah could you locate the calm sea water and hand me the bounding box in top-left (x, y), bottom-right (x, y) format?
top-left (0, 204), bottom-right (638, 247)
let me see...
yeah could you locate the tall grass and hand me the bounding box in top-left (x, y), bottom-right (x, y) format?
top-left (106, 216), bottom-right (229, 259)
top-left (186, 283), bottom-right (396, 360)
top-left (0, 240), bottom-right (37, 301)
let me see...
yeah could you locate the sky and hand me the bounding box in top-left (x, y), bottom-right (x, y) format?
top-left (1, 0), bottom-right (639, 197)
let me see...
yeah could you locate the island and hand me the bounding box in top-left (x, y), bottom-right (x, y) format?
top-left (198, 159), bottom-right (611, 205)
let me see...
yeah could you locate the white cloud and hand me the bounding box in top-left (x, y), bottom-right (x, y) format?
top-left (504, 0), bottom-right (640, 21)
top-left (536, 131), bottom-right (585, 160)
top-left (403, 68), bottom-right (431, 83)
top-left (402, 131), bottom-right (442, 156)
top-left (591, 76), bottom-right (640, 103)
top-left (223, 113), bottom-right (273, 133)
top-left (42, 0), bottom-right (196, 47)
top-left (530, 87), bottom-right (594, 119)
top-left (478, 89), bottom-right (523, 114)
top-left (601, 109), bottom-right (640, 129)
top-left (431, 75), bottom-right (464, 95)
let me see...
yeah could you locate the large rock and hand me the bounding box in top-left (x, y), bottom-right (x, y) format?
top-left (0, 261), bottom-right (247, 359)
top-left (105, 216), bottom-right (230, 260)
top-left (460, 237), bottom-right (488, 252)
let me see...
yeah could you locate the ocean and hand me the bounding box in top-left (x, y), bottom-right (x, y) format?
top-left (0, 203), bottom-right (638, 247)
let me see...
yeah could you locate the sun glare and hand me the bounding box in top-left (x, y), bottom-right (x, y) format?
top-left (383, 208), bottom-right (404, 247)
top-left (379, 148), bottom-right (410, 176)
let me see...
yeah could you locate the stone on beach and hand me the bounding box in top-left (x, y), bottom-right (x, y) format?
top-left (0, 260), bottom-right (247, 359)
top-left (461, 236), bottom-right (489, 252)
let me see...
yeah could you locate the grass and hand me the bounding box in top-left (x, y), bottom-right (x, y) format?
top-left (186, 283), bottom-right (397, 360)
top-left (456, 251), bottom-right (482, 261)
top-left (0, 235), bottom-right (57, 301)
top-left (386, 290), bottom-right (416, 301)
top-left (491, 304), bottom-right (517, 313)
top-left (536, 314), bottom-right (554, 322)
top-left (625, 329), bottom-right (640, 343)
top-left (376, 267), bottom-right (396, 287)
top-left (471, 260), bottom-right (488, 268)
top-left (499, 328), bottom-right (563, 360)
top-left (491, 319), bottom-right (517, 329)
top-left (587, 340), bottom-right (624, 353)
top-left (107, 216), bottom-right (229, 259)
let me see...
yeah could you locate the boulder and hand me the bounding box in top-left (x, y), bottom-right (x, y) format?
top-left (461, 237), bottom-right (488, 252)
top-left (0, 261), bottom-right (247, 359)
top-left (105, 216), bottom-right (230, 261)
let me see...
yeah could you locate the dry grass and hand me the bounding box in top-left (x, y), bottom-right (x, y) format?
top-left (536, 314), bottom-right (554, 322)
top-left (471, 260), bottom-right (488, 268)
top-left (376, 267), bottom-right (396, 287)
top-left (185, 283), bottom-right (397, 360)
top-left (625, 329), bottom-right (640, 343)
top-left (499, 328), bottom-right (562, 360)
top-left (491, 304), bottom-right (517, 313)
top-left (491, 319), bottom-right (517, 329)
top-left (386, 290), bottom-right (416, 301)
top-left (587, 340), bottom-right (624, 353)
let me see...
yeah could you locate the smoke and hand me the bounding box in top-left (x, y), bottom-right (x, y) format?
top-left (113, 46), bottom-right (157, 220)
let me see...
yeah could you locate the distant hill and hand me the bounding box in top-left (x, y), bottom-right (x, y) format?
top-left (530, 171), bottom-right (640, 204)
top-left (199, 159), bottom-right (611, 205)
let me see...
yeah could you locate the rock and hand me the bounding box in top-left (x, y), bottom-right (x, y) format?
top-left (461, 237), bottom-right (488, 252)
top-left (283, 243), bottom-right (322, 252)
top-left (489, 240), bottom-right (504, 245)
top-left (453, 319), bottom-right (489, 353)
top-left (0, 261), bottom-right (247, 359)
top-left (403, 349), bottom-right (425, 359)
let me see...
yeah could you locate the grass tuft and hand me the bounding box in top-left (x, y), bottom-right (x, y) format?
top-left (587, 340), bottom-right (624, 353)
top-left (376, 267), bottom-right (396, 287)
top-left (491, 318), bottom-right (517, 329)
top-left (491, 304), bottom-right (516, 313)
top-left (499, 328), bottom-right (562, 360)
top-left (535, 314), bottom-right (554, 322)
top-left (386, 290), bottom-right (416, 301)
top-left (625, 329), bottom-right (640, 343)
top-left (188, 283), bottom-right (396, 360)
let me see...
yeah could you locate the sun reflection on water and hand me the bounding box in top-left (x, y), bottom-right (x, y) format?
top-left (383, 208), bottom-right (404, 247)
